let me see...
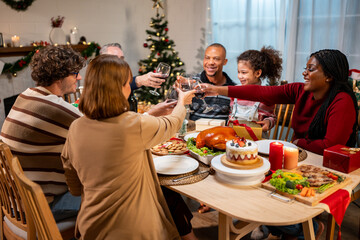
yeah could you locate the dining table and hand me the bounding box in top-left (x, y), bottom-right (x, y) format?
top-left (160, 148), bottom-right (360, 240)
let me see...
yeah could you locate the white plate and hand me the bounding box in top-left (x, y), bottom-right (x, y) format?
top-left (184, 132), bottom-right (199, 142)
top-left (153, 155), bottom-right (199, 175)
top-left (211, 154), bottom-right (270, 177)
top-left (256, 140), bottom-right (297, 155)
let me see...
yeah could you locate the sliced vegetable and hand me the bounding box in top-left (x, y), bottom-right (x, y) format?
top-left (317, 183), bottom-right (336, 194)
top-left (283, 172), bottom-right (303, 180)
top-left (327, 173), bottom-right (338, 181)
top-left (285, 180), bottom-right (296, 189)
top-left (300, 187), bottom-right (308, 197)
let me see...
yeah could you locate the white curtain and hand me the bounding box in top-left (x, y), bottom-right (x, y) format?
top-left (210, 0), bottom-right (360, 84)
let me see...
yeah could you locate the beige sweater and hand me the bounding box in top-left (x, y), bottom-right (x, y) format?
top-left (61, 104), bottom-right (186, 240)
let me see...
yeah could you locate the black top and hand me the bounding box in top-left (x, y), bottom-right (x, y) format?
top-left (190, 71), bottom-right (236, 121)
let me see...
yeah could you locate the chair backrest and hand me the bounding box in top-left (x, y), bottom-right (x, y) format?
top-left (11, 156), bottom-right (63, 240)
top-left (271, 104), bottom-right (295, 142)
top-left (63, 88), bottom-right (81, 104)
top-left (0, 142), bottom-right (35, 240)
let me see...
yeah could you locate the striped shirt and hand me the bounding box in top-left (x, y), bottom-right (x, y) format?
top-left (1, 87), bottom-right (82, 202)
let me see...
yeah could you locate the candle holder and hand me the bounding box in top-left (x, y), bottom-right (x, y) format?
top-left (11, 35), bottom-right (20, 47)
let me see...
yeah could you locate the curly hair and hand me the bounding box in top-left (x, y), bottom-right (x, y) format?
top-left (30, 45), bottom-right (86, 87)
top-left (237, 46), bottom-right (282, 85)
top-left (307, 49), bottom-right (358, 146)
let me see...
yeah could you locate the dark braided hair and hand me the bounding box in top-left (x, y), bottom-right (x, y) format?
top-left (237, 46), bottom-right (282, 85)
top-left (308, 49), bottom-right (358, 146)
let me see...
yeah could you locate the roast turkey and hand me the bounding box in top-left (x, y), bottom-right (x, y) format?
top-left (196, 126), bottom-right (238, 150)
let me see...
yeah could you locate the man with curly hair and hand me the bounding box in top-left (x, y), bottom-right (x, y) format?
top-left (1, 45), bottom-right (85, 222)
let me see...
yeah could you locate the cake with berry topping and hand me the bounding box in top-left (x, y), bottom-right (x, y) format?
top-left (225, 138), bottom-right (259, 165)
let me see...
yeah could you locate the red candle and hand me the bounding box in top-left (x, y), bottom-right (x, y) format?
top-left (269, 142), bottom-right (284, 171)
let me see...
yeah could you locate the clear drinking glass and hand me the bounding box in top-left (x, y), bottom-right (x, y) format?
top-left (193, 78), bottom-right (214, 113)
top-left (149, 62), bottom-right (171, 96)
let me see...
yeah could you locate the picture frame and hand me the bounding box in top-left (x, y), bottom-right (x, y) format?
top-left (0, 33), bottom-right (3, 47)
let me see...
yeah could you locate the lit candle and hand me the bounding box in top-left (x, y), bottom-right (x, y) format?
top-left (269, 142), bottom-right (284, 171)
top-left (11, 35), bottom-right (20, 47)
top-left (284, 147), bottom-right (299, 170)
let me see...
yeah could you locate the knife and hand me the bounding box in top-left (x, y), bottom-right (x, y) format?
top-left (172, 170), bottom-right (209, 182)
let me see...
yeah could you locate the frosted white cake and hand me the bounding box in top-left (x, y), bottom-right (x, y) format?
top-left (225, 139), bottom-right (258, 165)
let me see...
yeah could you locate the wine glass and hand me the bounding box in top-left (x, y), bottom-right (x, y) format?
top-left (149, 62), bottom-right (171, 96)
top-left (193, 78), bottom-right (214, 113)
top-left (165, 85), bottom-right (178, 103)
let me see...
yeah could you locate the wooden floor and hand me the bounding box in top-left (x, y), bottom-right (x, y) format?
top-left (186, 196), bottom-right (360, 240)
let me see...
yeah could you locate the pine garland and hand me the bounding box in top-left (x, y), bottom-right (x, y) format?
top-left (2, 0), bottom-right (35, 11)
top-left (1, 42), bottom-right (101, 76)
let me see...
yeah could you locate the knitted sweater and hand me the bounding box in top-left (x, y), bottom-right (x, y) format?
top-left (1, 87), bottom-right (82, 202)
top-left (228, 83), bottom-right (356, 155)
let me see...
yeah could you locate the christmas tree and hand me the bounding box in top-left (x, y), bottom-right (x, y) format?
top-left (136, 0), bottom-right (186, 104)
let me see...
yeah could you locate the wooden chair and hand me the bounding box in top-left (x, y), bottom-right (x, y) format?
top-left (0, 142), bottom-right (36, 240)
top-left (11, 156), bottom-right (63, 240)
top-left (0, 142), bottom-right (76, 240)
top-left (271, 104), bottom-right (295, 142)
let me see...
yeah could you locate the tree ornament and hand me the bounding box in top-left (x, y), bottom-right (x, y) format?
top-left (168, 45), bottom-right (172, 49)
top-left (157, 52), bottom-right (160, 56)
top-left (162, 37), bottom-right (165, 41)
top-left (2, 0), bottom-right (35, 11)
top-left (156, 32), bottom-right (160, 36)
top-left (12, 72), bottom-right (17, 77)
top-left (152, 0), bottom-right (164, 9)
top-left (165, 39), bottom-right (169, 42)
top-left (165, 27), bottom-right (169, 32)
top-left (143, 43), bottom-right (148, 48)
top-left (171, 63), bottom-right (176, 67)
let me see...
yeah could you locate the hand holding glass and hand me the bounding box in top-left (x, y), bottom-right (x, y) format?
top-left (193, 79), bottom-right (214, 113)
top-left (149, 62), bottom-right (171, 96)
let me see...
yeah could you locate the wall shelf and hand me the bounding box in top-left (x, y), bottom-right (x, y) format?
top-left (0, 44), bottom-right (89, 57)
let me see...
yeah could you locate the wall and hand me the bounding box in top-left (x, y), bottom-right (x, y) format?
top-left (0, 0), bottom-right (207, 126)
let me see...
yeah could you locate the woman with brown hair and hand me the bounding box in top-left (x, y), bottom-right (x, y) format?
top-left (61, 55), bottom-right (195, 240)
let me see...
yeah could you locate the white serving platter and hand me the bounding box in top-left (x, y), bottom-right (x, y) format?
top-left (153, 155), bottom-right (199, 175)
top-left (211, 154), bottom-right (270, 185)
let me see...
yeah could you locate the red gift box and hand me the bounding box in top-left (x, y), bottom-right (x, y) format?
top-left (323, 144), bottom-right (360, 173)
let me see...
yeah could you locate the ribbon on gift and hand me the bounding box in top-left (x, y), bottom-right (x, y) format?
top-left (320, 189), bottom-right (351, 240)
top-left (230, 120), bottom-right (259, 141)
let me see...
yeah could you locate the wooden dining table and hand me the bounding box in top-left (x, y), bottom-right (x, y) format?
top-left (167, 150), bottom-right (360, 240)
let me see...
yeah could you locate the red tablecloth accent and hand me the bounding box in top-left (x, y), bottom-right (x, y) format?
top-left (320, 189), bottom-right (351, 240)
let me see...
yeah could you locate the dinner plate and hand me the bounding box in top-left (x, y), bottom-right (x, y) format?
top-left (153, 155), bottom-right (199, 175)
top-left (184, 132), bottom-right (199, 142)
top-left (256, 140), bottom-right (297, 155)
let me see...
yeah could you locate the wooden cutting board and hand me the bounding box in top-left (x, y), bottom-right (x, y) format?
top-left (261, 167), bottom-right (352, 206)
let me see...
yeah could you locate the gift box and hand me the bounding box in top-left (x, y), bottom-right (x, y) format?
top-left (230, 121), bottom-right (262, 141)
top-left (323, 144), bottom-right (360, 173)
top-left (195, 118), bottom-right (225, 131)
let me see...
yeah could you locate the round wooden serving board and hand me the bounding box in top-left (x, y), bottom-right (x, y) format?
top-left (221, 155), bottom-right (263, 170)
